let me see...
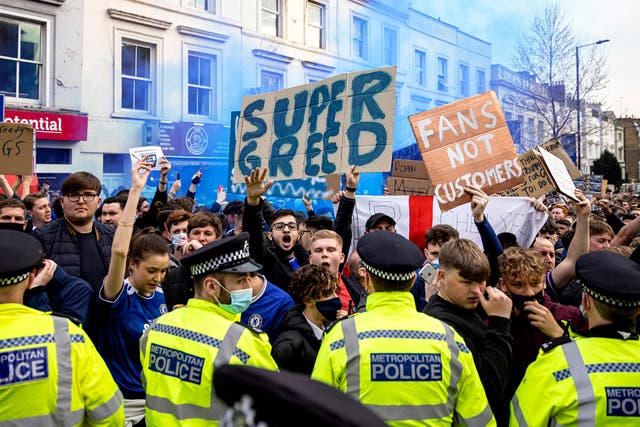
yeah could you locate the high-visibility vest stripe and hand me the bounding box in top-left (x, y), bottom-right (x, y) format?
top-left (341, 317), bottom-right (360, 399)
top-left (53, 316), bottom-right (73, 426)
top-left (510, 393), bottom-right (529, 427)
top-left (86, 388), bottom-right (124, 423)
top-left (561, 342), bottom-right (596, 426)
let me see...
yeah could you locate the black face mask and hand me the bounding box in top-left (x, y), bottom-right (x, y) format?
top-left (511, 290), bottom-right (544, 311)
top-left (315, 297), bottom-right (342, 322)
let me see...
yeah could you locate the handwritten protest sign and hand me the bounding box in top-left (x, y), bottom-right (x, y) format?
top-left (538, 147), bottom-right (579, 201)
top-left (233, 66), bottom-right (396, 183)
top-left (0, 123), bottom-right (34, 175)
top-left (499, 150), bottom-right (555, 198)
top-left (540, 138), bottom-right (581, 179)
top-left (129, 146), bottom-right (165, 171)
top-left (387, 176), bottom-right (434, 195)
top-left (408, 91), bottom-right (523, 211)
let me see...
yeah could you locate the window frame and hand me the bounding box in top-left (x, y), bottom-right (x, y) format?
top-left (476, 68), bottom-right (486, 94)
top-left (413, 48), bottom-right (427, 87)
top-left (351, 14), bottom-right (368, 60)
top-left (259, 68), bottom-right (285, 93)
top-left (260, 0), bottom-right (283, 38)
top-left (306, 1), bottom-right (325, 49)
top-left (382, 26), bottom-right (397, 65)
top-left (0, 12), bottom-right (51, 106)
top-left (183, 45), bottom-right (219, 121)
top-left (437, 56), bottom-right (448, 92)
top-left (458, 62), bottom-right (469, 97)
top-left (182, 0), bottom-right (216, 13)
top-left (113, 29), bottom-right (162, 118)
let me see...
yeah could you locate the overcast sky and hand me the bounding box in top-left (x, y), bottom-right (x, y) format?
top-left (418, 0), bottom-right (639, 117)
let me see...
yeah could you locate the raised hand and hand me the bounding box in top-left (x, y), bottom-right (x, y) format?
top-left (464, 186), bottom-right (489, 222)
top-left (244, 167), bottom-right (273, 206)
top-left (131, 156), bottom-right (153, 190)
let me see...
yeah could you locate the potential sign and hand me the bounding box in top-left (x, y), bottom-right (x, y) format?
top-left (408, 91), bottom-right (523, 210)
top-left (233, 66), bottom-right (396, 183)
top-left (0, 123), bottom-right (34, 175)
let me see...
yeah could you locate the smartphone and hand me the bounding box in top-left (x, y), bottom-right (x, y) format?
top-left (176, 173), bottom-right (181, 180)
top-left (419, 263), bottom-right (437, 284)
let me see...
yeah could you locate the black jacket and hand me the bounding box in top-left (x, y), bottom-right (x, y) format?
top-left (243, 199), bottom-right (309, 291)
top-left (424, 295), bottom-right (512, 426)
top-left (271, 305), bottom-right (322, 375)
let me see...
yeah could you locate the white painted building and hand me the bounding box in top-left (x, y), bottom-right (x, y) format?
top-left (1, 0), bottom-right (492, 200)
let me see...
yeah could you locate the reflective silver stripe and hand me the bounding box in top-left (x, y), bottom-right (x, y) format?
top-left (341, 317), bottom-right (361, 399)
top-left (441, 322), bottom-right (462, 416)
top-left (146, 394), bottom-right (224, 421)
top-left (52, 316), bottom-right (73, 427)
top-left (510, 393), bottom-right (529, 426)
top-left (0, 409), bottom-right (85, 427)
top-left (365, 403), bottom-right (450, 421)
top-left (86, 389), bottom-right (123, 423)
top-left (461, 403), bottom-right (494, 427)
top-left (561, 341), bottom-right (596, 425)
top-left (214, 322), bottom-right (245, 367)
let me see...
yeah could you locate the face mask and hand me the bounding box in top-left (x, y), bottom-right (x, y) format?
top-left (510, 290), bottom-right (544, 311)
top-left (315, 297), bottom-right (342, 322)
top-left (579, 303), bottom-right (587, 319)
top-left (431, 259), bottom-right (439, 270)
top-left (213, 278), bottom-right (253, 314)
top-left (172, 233), bottom-right (187, 246)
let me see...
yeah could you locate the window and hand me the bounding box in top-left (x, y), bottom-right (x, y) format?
top-left (527, 117), bottom-right (535, 141)
top-left (352, 16), bottom-right (368, 59)
top-left (261, 0), bottom-right (282, 37)
top-left (188, 52), bottom-right (215, 117)
top-left (184, 0), bottom-right (214, 12)
top-left (459, 63), bottom-right (469, 97)
top-left (306, 2), bottom-right (325, 49)
top-left (261, 70), bottom-right (283, 93)
top-left (414, 49), bottom-right (426, 86)
top-left (0, 16), bottom-right (43, 101)
top-left (437, 57), bottom-right (448, 92)
top-left (476, 69), bottom-right (485, 93)
top-left (538, 120), bottom-right (544, 140)
top-left (383, 27), bottom-right (397, 65)
top-left (121, 41), bottom-right (153, 112)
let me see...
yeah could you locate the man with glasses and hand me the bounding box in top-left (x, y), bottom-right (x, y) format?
top-left (33, 172), bottom-right (114, 297)
top-left (242, 168), bottom-right (310, 292)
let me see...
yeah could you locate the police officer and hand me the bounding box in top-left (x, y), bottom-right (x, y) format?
top-left (140, 232), bottom-right (278, 426)
top-left (312, 231), bottom-right (495, 426)
top-left (0, 230), bottom-right (124, 426)
top-left (510, 251), bottom-right (640, 425)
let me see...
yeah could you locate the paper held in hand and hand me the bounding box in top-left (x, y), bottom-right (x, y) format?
top-left (129, 146), bottom-right (165, 171)
top-left (537, 146), bottom-right (579, 201)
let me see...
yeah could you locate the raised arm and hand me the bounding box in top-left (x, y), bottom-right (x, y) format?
top-left (243, 168), bottom-right (273, 263)
top-left (550, 190), bottom-right (590, 289)
top-left (334, 166), bottom-right (359, 264)
top-left (612, 213), bottom-right (640, 246)
top-left (466, 186), bottom-right (503, 287)
top-left (103, 158), bottom-right (152, 300)
top-left (0, 175), bottom-right (14, 198)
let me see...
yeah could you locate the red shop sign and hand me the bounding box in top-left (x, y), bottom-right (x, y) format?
top-left (3, 109), bottom-right (88, 141)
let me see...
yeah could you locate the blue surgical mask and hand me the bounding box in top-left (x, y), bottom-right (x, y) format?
top-left (172, 232), bottom-right (187, 246)
top-left (213, 278), bottom-right (253, 314)
top-left (431, 259), bottom-right (439, 270)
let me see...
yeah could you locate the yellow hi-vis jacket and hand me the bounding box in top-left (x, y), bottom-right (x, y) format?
top-left (312, 292), bottom-right (495, 427)
top-left (140, 298), bottom-right (278, 427)
top-left (0, 304), bottom-right (124, 426)
top-left (510, 331), bottom-right (640, 426)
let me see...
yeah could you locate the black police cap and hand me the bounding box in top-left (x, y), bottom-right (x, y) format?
top-left (0, 230), bottom-right (44, 287)
top-left (357, 230), bottom-right (424, 281)
top-left (181, 232), bottom-right (262, 277)
top-left (365, 212), bottom-right (396, 231)
top-left (576, 251), bottom-right (640, 308)
top-left (214, 365), bottom-right (386, 427)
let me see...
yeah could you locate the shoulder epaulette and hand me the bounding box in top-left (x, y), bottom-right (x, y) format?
top-left (51, 312), bottom-right (82, 327)
top-left (324, 313), bottom-right (357, 334)
top-left (541, 335), bottom-right (572, 353)
top-left (236, 321), bottom-right (265, 337)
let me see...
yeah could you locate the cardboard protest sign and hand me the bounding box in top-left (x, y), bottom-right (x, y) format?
top-left (129, 146), bottom-right (165, 171)
top-left (387, 176), bottom-right (433, 195)
top-left (408, 91), bottom-right (523, 211)
top-left (601, 179), bottom-right (608, 197)
top-left (0, 123), bottom-right (34, 175)
top-left (392, 159), bottom-right (429, 179)
top-left (538, 147), bottom-right (579, 201)
top-left (540, 138), bottom-right (581, 179)
top-left (499, 150), bottom-right (555, 198)
top-left (233, 66), bottom-right (396, 183)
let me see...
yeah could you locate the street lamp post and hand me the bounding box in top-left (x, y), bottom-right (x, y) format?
top-left (576, 39), bottom-right (609, 173)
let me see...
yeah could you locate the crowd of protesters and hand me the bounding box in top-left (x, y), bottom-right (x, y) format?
top-left (1, 158), bottom-right (639, 426)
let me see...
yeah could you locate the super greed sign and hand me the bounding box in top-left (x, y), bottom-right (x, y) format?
top-left (409, 91), bottom-right (523, 211)
top-left (233, 66), bottom-right (396, 183)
